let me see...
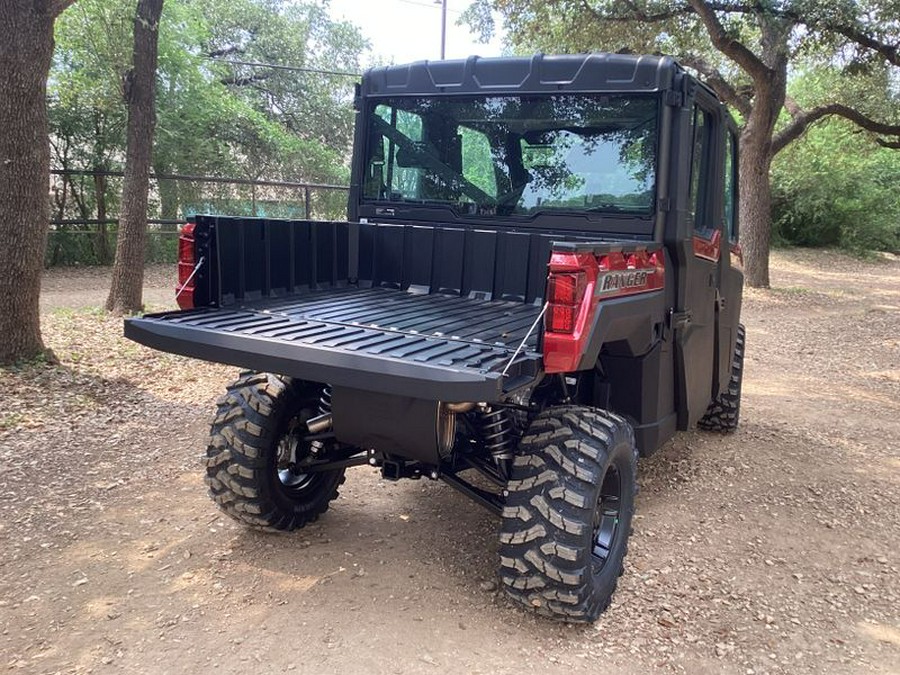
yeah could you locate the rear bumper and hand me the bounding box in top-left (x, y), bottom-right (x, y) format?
top-left (125, 314), bottom-right (540, 402)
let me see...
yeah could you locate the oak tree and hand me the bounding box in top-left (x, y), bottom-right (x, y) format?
top-left (106, 0), bottom-right (164, 314)
top-left (464, 0), bottom-right (900, 286)
top-left (0, 0), bottom-right (78, 364)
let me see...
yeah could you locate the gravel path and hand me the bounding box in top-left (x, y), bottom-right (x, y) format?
top-left (1, 250), bottom-right (898, 674)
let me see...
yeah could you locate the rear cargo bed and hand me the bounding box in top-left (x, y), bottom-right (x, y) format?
top-left (126, 286), bottom-right (543, 401)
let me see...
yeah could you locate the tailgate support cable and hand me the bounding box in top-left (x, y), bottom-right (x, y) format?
top-left (502, 302), bottom-right (548, 377)
top-left (176, 256), bottom-right (206, 300)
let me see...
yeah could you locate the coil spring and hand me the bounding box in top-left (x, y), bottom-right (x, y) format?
top-left (319, 385), bottom-right (333, 415)
top-left (479, 406), bottom-right (513, 460)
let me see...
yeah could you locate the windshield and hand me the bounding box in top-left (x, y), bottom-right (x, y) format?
top-left (362, 94), bottom-right (659, 216)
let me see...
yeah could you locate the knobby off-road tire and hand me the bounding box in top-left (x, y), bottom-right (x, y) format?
top-left (205, 372), bottom-right (345, 532)
top-left (698, 323), bottom-right (746, 432)
top-left (499, 406), bottom-right (638, 623)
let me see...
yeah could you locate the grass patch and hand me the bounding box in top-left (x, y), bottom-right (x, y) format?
top-left (0, 413), bottom-right (25, 431)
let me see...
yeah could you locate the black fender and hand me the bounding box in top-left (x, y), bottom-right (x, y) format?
top-left (576, 290), bottom-right (667, 370)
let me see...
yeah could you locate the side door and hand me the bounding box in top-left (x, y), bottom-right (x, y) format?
top-left (675, 98), bottom-right (724, 428)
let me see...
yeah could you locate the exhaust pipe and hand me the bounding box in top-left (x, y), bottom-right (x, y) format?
top-left (306, 412), bottom-right (333, 434)
top-left (443, 402), bottom-right (476, 413)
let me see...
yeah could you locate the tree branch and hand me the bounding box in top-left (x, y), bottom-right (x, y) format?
top-left (679, 54), bottom-right (752, 118)
top-left (581, 1), bottom-right (899, 67)
top-left (206, 45), bottom-right (245, 59)
top-left (773, 103), bottom-right (900, 154)
top-left (579, 0), bottom-right (777, 83)
top-left (699, 3), bottom-right (900, 67)
top-left (48, 0), bottom-right (78, 18)
top-left (579, 0), bottom-right (693, 23)
top-left (829, 24), bottom-right (899, 68)
top-left (783, 94), bottom-right (802, 118)
top-left (221, 72), bottom-right (272, 87)
top-left (686, 0), bottom-right (772, 83)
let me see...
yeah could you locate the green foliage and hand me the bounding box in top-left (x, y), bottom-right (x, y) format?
top-left (772, 65), bottom-right (900, 253)
top-left (48, 0), bottom-right (367, 266)
top-left (772, 117), bottom-right (900, 253)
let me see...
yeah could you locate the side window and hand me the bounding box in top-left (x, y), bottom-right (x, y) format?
top-left (460, 126), bottom-right (497, 199)
top-left (366, 105), bottom-right (424, 200)
top-left (724, 129), bottom-right (739, 243)
top-left (689, 105), bottom-right (714, 237)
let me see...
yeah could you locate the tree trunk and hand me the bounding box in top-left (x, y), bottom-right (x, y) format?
top-left (0, 4), bottom-right (56, 364)
top-left (739, 17), bottom-right (790, 289)
top-left (106, 0), bottom-right (164, 314)
top-left (739, 128), bottom-right (774, 288)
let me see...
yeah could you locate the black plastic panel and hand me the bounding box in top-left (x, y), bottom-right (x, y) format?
top-left (201, 216), bottom-right (352, 306)
top-left (126, 286), bottom-right (543, 402)
top-left (268, 219), bottom-right (293, 296)
top-left (433, 227), bottom-right (465, 295)
top-left (362, 54), bottom-right (679, 97)
top-left (200, 216), bottom-right (617, 309)
top-left (356, 221), bottom-right (602, 303)
top-left (291, 220), bottom-right (313, 290)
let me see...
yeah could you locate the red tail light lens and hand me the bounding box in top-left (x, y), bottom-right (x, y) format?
top-left (176, 223), bottom-right (196, 310)
top-left (546, 271), bottom-right (587, 335)
top-left (548, 304), bottom-right (577, 333)
top-left (548, 272), bottom-right (585, 306)
top-left (543, 252), bottom-right (598, 371)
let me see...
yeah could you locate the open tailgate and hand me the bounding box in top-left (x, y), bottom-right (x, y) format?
top-left (125, 286), bottom-right (543, 402)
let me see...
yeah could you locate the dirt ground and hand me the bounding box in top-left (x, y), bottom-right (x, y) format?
top-left (2, 250), bottom-right (899, 674)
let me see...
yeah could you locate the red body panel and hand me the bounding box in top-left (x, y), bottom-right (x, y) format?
top-left (543, 249), bottom-right (666, 373)
top-left (692, 230), bottom-right (721, 263)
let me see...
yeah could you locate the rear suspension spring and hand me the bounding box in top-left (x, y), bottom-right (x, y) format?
top-left (319, 385), bottom-right (333, 415)
top-left (478, 406), bottom-right (514, 460)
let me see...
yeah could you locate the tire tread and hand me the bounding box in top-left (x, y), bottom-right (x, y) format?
top-left (204, 372), bottom-right (344, 533)
top-left (499, 405), bottom-right (638, 623)
top-left (698, 324), bottom-right (746, 432)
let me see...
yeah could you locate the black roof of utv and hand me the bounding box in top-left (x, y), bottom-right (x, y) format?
top-left (360, 53), bottom-right (683, 97)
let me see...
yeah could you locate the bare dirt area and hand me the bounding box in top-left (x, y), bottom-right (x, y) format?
top-left (2, 250), bottom-right (899, 674)
top-left (38, 265), bottom-right (175, 312)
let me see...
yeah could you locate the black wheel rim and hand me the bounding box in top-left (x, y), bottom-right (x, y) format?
top-left (278, 466), bottom-right (314, 493)
top-left (591, 464), bottom-right (622, 573)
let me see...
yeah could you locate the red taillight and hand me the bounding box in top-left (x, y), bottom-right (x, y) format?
top-left (176, 223), bottom-right (196, 310)
top-left (548, 304), bottom-right (577, 333)
top-left (546, 271), bottom-right (587, 335)
top-left (543, 253), bottom-right (598, 372)
top-left (730, 242), bottom-right (744, 268)
top-left (548, 272), bottom-right (585, 307)
top-left (542, 247), bottom-right (666, 373)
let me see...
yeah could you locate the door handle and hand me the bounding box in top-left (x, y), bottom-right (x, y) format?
top-left (716, 292), bottom-right (726, 310)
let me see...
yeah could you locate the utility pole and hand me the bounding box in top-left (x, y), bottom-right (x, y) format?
top-left (436, 0), bottom-right (447, 59)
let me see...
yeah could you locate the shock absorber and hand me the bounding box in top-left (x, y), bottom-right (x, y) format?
top-left (478, 405), bottom-right (514, 460)
top-left (304, 385), bottom-right (334, 457)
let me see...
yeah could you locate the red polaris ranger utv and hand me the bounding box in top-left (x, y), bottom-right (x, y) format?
top-left (125, 53), bottom-right (745, 622)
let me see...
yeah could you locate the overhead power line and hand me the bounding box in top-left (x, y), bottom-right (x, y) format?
top-left (205, 56), bottom-right (360, 78)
